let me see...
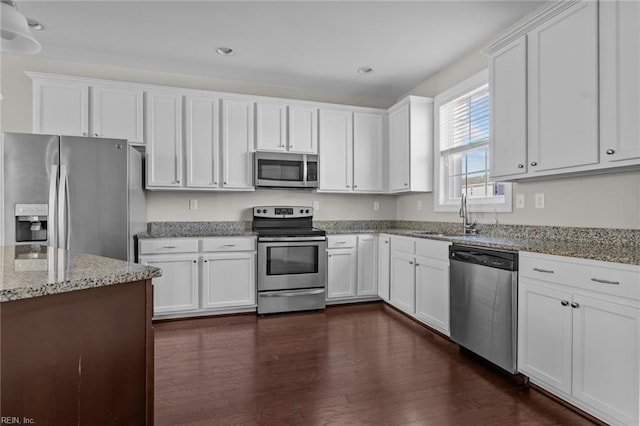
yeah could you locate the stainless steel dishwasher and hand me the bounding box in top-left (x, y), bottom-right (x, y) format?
top-left (449, 244), bottom-right (518, 373)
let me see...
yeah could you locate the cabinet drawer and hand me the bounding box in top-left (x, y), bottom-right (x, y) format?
top-left (415, 239), bottom-right (450, 260)
top-left (201, 237), bottom-right (256, 252)
top-left (390, 236), bottom-right (415, 254)
top-left (327, 235), bottom-right (357, 249)
top-left (139, 238), bottom-right (198, 255)
top-left (520, 252), bottom-right (640, 301)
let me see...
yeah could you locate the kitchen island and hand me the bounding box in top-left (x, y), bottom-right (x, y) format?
top-left (0, 245), bottom-right (161, 425)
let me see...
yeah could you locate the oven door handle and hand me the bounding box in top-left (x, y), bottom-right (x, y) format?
top-left (258, 236), bottom-right (327, 242)
top-left (261, 289), bottom-right (326, 297)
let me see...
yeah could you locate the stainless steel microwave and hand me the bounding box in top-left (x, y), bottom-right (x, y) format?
top-left (254, 152), bottom-right (318, 188)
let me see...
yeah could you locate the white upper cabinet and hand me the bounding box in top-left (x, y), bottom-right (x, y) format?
top-left (288, 104), bottom-right (318, 154)
top-left (91, 84), bottom-right (144, 143)
top-left (527, 0), bottom-right (599, 173)
top-left (255, 101), bottom-right (318, 154)
top-left (319, 108), bottom-right (353, 192)
top-left (255, 101), bottom-right (287, 151)
top-left (221, 98), bottom-right (254, 190)
top-left (30, 74), bottom-right (143, 143)
top-left (145, 89), bottom-right (183, 188)
top-left (32, 76), bottom-right (89, 137)
top-left (184, 94), bottom-right (220, 189)
top-left (319, 108), bottom-right (385, 193)
top-left (489, 37), bottom-right (528, 179)
top-left (487, 0), bottom-right (640, 181)
top-left (600, 0), bottom-right (640, 163)
top-left (353, 111), bottom-right (384, 192)
top-left (387, 96), bottom-right (433, 193)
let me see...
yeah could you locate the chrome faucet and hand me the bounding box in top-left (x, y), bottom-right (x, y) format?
top-left (459, 193), bottom-right (477, 234)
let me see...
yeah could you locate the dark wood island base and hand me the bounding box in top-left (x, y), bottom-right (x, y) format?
top-left (1, 279), bottom-right (154, 425)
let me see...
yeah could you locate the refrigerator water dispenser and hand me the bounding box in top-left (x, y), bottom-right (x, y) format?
top-left (15, 204), bottom-right (48, 242)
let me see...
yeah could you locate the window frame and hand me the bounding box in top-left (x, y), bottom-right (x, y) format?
top-left (433, 69), bottom-right (512, 213)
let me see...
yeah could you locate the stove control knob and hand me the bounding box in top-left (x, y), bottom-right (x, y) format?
top-left (305, 209), bottom-right (310, 213)
top-left (300, 209), bottom-right (304, 213)
top-left (257, 209), bottom-right (263, 214)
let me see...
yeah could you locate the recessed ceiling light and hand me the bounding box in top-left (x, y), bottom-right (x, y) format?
top-left (357, 66), bottom-right (374, 75)
top-left (216, 47), bottom-right (234, 56)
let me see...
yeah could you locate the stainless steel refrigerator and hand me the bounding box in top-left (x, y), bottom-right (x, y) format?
top-left (2, 132), bottom-right (146, 261)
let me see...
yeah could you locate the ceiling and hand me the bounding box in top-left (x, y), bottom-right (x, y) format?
top-left (17, 1), bottom-right (545, 105)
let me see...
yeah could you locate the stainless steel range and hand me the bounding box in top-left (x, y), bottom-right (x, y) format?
top-left (253, 206), bottom-right (327, 314)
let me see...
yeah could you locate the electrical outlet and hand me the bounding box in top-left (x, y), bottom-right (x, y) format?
top-left (417, 200), bottom-right (422, 210)
top-left (535, 193), bottom-right (545, 209)
top-left (516, 194), bottom-right (525, 209)
top-left (313, 201), bottom-right (320, 210)
top-left (189, 199), bottom-right (198, 210)
top-left (373, 201), bottom-right (380, 211)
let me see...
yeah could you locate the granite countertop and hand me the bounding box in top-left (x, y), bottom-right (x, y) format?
top-left (138, 230), bottom-right (257, 239)
top-left (0, 245), bottom-right (162, 302)
top-left (331, 229), bottom-right (639, 266)
top-left (138, 221), bottom-right (256, 239)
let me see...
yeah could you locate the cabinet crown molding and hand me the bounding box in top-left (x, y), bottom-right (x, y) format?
top-left (483, 0), bottom-right (583, 55)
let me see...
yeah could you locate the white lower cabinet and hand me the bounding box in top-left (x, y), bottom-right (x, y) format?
top-left (518, 252), bottom-right (640, 425)
top-left (377, 235), bottom-right (391, 301)
top-left (326, 234), bottom-right (379, 302)
top-left (201, 251), bottom-right (256, 309)
top-left (139, 253), bottom-right (199, 315)
top-left (389, 236), bottom-right (451, 335)
top-left (138, 237), bottom-right (256, 318)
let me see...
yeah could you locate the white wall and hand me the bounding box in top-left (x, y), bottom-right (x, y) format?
top-left (398, 49), bottom-right (640, 229)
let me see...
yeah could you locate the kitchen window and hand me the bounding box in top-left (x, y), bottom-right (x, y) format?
top-left (434, 70), bottom-right (512, 212)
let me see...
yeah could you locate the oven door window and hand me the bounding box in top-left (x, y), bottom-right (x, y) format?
top-left (258, 160), bottom-right (303, 182)
top-left (267, 245), bottom-right (318, 275)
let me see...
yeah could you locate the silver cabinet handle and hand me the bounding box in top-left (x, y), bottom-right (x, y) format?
top-left (384, 241), bottom-right (389, 244)
top-left (192, 260), bottom-right (197, 264)
top-left (591, 278), bottom-right (620, 285)
top-left (82, 132), bottom-right (87, 136)
top-left (606, 149), bottom-right (615, 155)
top-left (354, 185), bottom-right (358, 188)
top-left (409, 261), bottom-right (414, 265)
top-left (533, 268), bottom-right (554, 274)
top-left (223, 244), bottom-right (236, 247)
top-left (415, 263), bottom-right (419, 266)
top-left (517, 164), bottom-right (524, 168)
top-left (335, 241), bottom-right (346, 245)
top-left (561, 300), bottom-right (569, 306)
top-left (94, 133), bottom-right (99, 137)
top-left (570, 302), bottom-right (579, 309)
top-left (162, 245), bottom-right (177, 249)
top-left (204, 259), bottom-right (208, 263)
top-left (404, 183), bottom-right (408, 186)
top-left (531, 161), bottom-right (538, 166)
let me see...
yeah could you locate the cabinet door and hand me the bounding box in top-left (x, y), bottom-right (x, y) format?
top-left (145, 90), bottom-right (183, 188)
top-left (600, 0), bottom-right (640, 163)
top-left (518, 280), bottom-right (572, 394)
top-left (139, 254), bottom-right (199, 315)
top-left (185, 95), bottom-right (220, 188)
top-left (288, 104), bottom-right (318, 154)
top-left (202, 252), bottom-right (256, 309)
top-left (255, 101), bottom-right (287, 152)
top-left (527, 0), bottom-right (599, 172)
top-left (319, 108), bottom-right (353, 192)
top-left (572, 295), bottom-right (640, 425)
top-left (91, 85), bottom-right (144, 143)
top-left (326, 248), bottom-right (357, 299)
top-left (388, 103), bottom-right (410, 192)
top-left (489, 37), bottom-right (528, 178)
top-left (33, 78), bottom-right (89, 137)
top-left (221, 99), bottom-right (254, 189)
top-left (377, 236), bottom-right (391, 301)
top-left (357, 235), bottom-right (378, 296)
top-left (415, 256), bottom-right (450, 335)
top-left (390, 251), bottom-right (415, 314)
top-left (353, 112), bottom-right (384, 192)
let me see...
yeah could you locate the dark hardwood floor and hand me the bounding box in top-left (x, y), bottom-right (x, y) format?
top-left (154, 303), bottom-right (595, 425)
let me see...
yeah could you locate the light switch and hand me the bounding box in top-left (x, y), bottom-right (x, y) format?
top-left (516, 194), bottom-right (525, 209)
top-left (189, 199), bottom-right (198, 210)
top-left (534, 193), bottom-right (545, 209)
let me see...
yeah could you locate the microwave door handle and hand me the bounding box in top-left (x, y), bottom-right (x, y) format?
top-left (303, 155), bottom-right (308, 185)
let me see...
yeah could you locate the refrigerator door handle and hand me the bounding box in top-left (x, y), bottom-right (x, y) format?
top-left (57, 165), bottom-right (69, 250)
top-left (48, 165), bottom-right (58, 248)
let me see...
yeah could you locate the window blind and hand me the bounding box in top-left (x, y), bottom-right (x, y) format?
top-left (439, 84), bottom-right (489, 152)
